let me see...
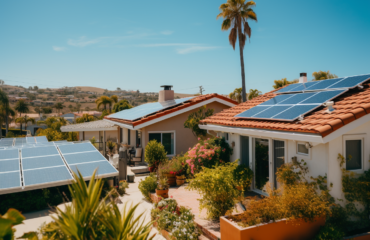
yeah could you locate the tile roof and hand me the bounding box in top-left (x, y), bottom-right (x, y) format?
top-left (60, 120), bottom-right (117, 132)
top-left (105, 94), bottom-right (237, 127)
top-left (201, 83), bottom-right (370, 137)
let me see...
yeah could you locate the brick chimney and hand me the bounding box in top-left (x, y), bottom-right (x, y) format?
top-left (299, 73), bottom-right (307, 83)
top-left (158, 85), bottom-right (174, 102)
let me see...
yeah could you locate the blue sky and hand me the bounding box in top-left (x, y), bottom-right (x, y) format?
top-left (1, 0), bottom-right (369, 95)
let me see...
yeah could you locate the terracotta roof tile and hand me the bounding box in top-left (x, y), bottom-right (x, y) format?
top-left (201, 83), bottom-right (370, 137)
top-left (105, 94), bottom-right (237, 127)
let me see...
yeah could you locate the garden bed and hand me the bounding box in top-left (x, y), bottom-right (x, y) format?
top-left (220, 214), bottom-right (325, 240)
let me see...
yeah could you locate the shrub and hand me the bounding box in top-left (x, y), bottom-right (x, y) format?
top-left (0, 208), bottom-right (25, 240)
top-left (118, 180), bottom-right (129, 195)
top-left (233, 162), bottom-right (253, 189)
top-left (151, 198), bottom-right (200, 239)
top-left (160, 156), bottom-right (186, 176)
top-left (138, 173), bottom-right (158, 201)
top-left (144, 140), bottom-right (167, 168)
top-left (313, 223), bottom-right (345, 240)
top-left (185, 137), bottom-right (233, 175)
top-left (187, 162), bottom-right (240, 219)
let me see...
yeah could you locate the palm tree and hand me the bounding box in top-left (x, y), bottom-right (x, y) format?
top-left (0, 89), bottom-right (14, 136)
top-left (22, 115), bottom-right (36, 131)
top-left (229, 88), bottom-right (243, 103)
top-left (14, 99), bottom-right (29, 117)
top-left (76, 114), bottom-right (96, 123)
top-left (95, 96), bottom-right (113, 112)
top-left (110, 95), bottom-right (118, 104)
top-left (217, 0), bottom-right (257, 102)
top-left (37, 116), bottom-right (68, 131)
top-left (15, 117), bottom-right (25, 133)
top-left (54, 102), bottom-right (64, 114)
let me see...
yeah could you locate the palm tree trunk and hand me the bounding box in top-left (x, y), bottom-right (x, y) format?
top-left (237, 19), bottom-right (247, 102)
top-left (5, 113), bottom-right (8, 136)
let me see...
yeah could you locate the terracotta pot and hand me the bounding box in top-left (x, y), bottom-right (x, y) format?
top-left (220, 215), bottom-right (325, 240)
top-left (176, 175), bottom-right (186, 180)
top-left (156, 189), bottom-right (169, 198)
top-left (165, 173), bottom-right (176, 178)
top-left (176, 179), bottom-right (185, 186)
top-left (167, 178), bottom-right (176, 187)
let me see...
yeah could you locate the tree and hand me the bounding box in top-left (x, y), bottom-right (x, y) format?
top-left (41, 107), bottom-right (52, 114)
top-left (184, 105), bottom-right (214, 137)
top-left (248, 89), bottom-right (261, 100)
top-left (273, 78), bottom-right (298, 89)
top-left (312, 70), bottom-right (338, 81)
top-left (0, 88), bottom-right (13, 135)
top-left (229, 88), bottom-right (243, 103)
top-left (110, 95), bottom-right (118, 104)
top-left (15, 117), bottom-right (25, 132)
top-left (37, 116), bottom-right (68, 131)
top-left (34, 107), bottom-right (42, 117)
top-left (95, 96), bottom-right (113, 112)
top-left (76, 114), bottom-right (96, 123)
top-left (117, 87), bottom-right (121, 91)
top-left (112, 99), bottom-right (132, 113)
top-left (14, 99), bottom-right (29, 116)
top-left (34, 86), bottom-right (39, 90)
top-left (22, 115), bottom-right (36, 131)
top-left (54, 102), bottom-right (64, 114)
top-left (217, 0), bottom-right (257, 102)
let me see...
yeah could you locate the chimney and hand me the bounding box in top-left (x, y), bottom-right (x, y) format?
top-left (299, 72), bottom-right (307, 83)
top-left (158, 85), bottom-right (174, 102)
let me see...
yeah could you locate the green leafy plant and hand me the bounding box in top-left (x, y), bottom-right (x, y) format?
top-left (313, 223), bottom-right (345, 240)
top-left (0, 208), bottom-right (26, 240)
top-left (118, 180), bottom-right (129, 195)
top-left (107, 141), bottom-right (116, 156)
top-left (233, 162), bottom-right (253, 189)
top-left (144, 140), bottom-right (167, 168)
top-left (184, 105), bottom-right (214, 137)
top-left (157, 176), bottom-right (168, 190)
top-left (138, 173), bottom-right (158, 201)
top-left (187, 162), bottom-right (240, 219)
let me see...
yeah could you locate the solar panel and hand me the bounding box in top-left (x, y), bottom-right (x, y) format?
top-left (21, 146), bottom-right (59, 158)
top-left (69, 161), bottom-right (118, 178)
top-left (23, 166), bottom-right (73, 186)
top-left (0, 149), bottom-right (19, 160)
top-left (0, 160), bottom-right (20, 173)
top-left (328, 74), bottom-right (370, 89)
top-left (22, 155), bottom-right (65, 170)
top-left (35, 136), bottom-right (48, 143)
top-left (0, 172), bottom-right (21, 190)
top-left (26, 137), bottom-right (36, 143)
top-left (106, 97), bottom-right (194, 121)
top-left (235, 90), bottom-right (346, 121)
top-left (58, 143), bottom-right (96, 154)
top-left (63, 152), bottom-right (106, 165)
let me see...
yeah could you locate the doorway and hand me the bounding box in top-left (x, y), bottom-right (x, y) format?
top-left (273, 140), bottom-right (285, 189)
top-left (254, 138), bottom-right (269, 191)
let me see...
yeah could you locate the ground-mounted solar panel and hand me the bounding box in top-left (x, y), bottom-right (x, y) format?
top-left (35, 136), bottom-right (48, 143)
top-left (23, 166), bottom-right (73, 187)
top-left (58, 142), bottom-right (96, 154)
top-left (0, 160), bottom-right (20, 172)
top-left (235, 90), bottom-right (346, 121)
top-left (0, 149), bottom-right (19, 160)
top-left (63, 151), bottom-right (106, 165)
top-left (0, 172), bottom-right (21, 190)
top-left (22, 155), bottom-right (66, 170)
top-left (69, 161), bottom-right (118, 178)
top-left (21, 146), bottom-right (60, 158)
top-left (26, 137), bottom-right (36, 143)
top-left (106, 97), bottom-right (194, 121)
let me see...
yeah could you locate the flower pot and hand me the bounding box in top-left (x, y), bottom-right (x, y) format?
top-left (156, 189), bottom-right (169, 198)
top-left (165, 173), bottom-right (176, 178)
top-left (167, 178), bottom-right (176, 187)
top-left (149, 166), bottom-right (155, 172)
top-left (176, 179), bottom-right (185, 186)
top-left (176, 175), bottom-right (186, 180)
top-left (220, 215), bottom-right (325, 240)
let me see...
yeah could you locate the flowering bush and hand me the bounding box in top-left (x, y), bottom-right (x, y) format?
top-left (160, 156), bottom-right (186, 176)
top-left (151, 198), bottom-right (200, 239)
top-left (185, 137), bottom-right (233, 175)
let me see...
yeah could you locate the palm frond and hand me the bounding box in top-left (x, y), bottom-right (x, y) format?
top-left (221, 18), bottom-right (231, 30)
top-left (229, 27), bottom-right (237, 49)
top-left (244, 21), bottom-right (251, 38)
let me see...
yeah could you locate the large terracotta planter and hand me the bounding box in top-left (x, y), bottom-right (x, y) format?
top-left (156, 189), bottom-right (169, 198)
top-left (176, 179), bottom-right (185, 186)
top-left (176, 175), bottom-right (186, 180)
top-left (166, 174), bottom-right (176, 187)
top-left (153, 222), bottom-right (172, 240)
top-left (220, 215), bottom-right (325, 240)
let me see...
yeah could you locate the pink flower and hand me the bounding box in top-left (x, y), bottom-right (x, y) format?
top-left (198, 137), bottom-right (200, 140)
top-left (170, 195), bottom-right (173, 198)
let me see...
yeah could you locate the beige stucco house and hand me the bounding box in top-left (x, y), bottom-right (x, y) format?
top-left (61, 86), bottom-right (237, 160)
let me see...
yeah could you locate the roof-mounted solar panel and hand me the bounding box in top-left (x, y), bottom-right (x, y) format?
top-left (235, 90), bottom-right (346, 121)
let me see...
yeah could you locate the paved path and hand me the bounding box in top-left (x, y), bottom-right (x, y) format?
top-left (14, 175), bottom-right (165, 240)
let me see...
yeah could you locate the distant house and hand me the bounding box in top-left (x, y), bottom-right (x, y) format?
top-left (61, 85), bottom-right (237, 163)
top-left (61, 113), bottom-right (75, 123)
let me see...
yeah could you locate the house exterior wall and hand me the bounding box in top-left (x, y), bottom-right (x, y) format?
top-left (79, 130), bottom-right (118, 142)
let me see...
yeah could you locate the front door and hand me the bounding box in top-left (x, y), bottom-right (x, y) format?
top-left (254, 138), bottom-right (269, 191)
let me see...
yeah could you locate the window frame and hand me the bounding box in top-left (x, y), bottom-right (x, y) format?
top-left (148, 131), bottom-right (176, 157)
top-left (296, 142), bottom-right (310, 156)
top-left (343, 134), bottom-right (365, 173)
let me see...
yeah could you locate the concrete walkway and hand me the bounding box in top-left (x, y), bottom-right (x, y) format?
top-left (14, 175), bottom-right (165, 240)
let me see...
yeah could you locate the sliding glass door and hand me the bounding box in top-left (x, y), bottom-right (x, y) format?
top-left (254, 138), bottom-right (269, 191)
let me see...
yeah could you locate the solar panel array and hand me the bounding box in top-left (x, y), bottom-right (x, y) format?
top-left (107, 97), bottom-right (194, 121)
top-left (235, 74), bottom-right (370, 121)
top-left (0, 139), bottom-right (118, 194)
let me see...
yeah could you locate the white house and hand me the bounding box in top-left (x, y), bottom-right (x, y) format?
top-left (200, 73), bottom-right (370, 201)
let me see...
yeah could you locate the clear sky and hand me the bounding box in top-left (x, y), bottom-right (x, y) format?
top-left (1, 0), bottom-right (369, 95)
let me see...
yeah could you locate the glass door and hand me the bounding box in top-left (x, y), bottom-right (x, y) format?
top-left (254, 138), bottom-right (269, 191)
top-left (273, 140), bottom-right (285, 189)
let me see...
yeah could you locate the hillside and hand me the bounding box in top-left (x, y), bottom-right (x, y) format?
top-left (75, 86), bottom-right (106, 94)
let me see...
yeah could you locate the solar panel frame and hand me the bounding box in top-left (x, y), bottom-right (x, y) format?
top-left (34, 136), bottom-right (48, 143)
top-left (0, 149), bottom-right (19, 160)
top-left (69, 161), bottom-right (118, 178)
top-left (0, 172), bottom-right (21, 190)
top-left (22, 155), bottom-right (66, 170)
top-left (0, 159), bottom-right (20, 173)
top-left (62, 151), bottom-right (107, 165)
top-left (22, 166), bottom-right (73, 187)
top-left (21, 146), bottom-right (60, 158)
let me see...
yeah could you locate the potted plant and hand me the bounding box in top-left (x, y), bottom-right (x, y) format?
top-left (145, 140), bottom-right (167, 172)
top-left (233, 162), bottom-right (254, 191)
top-left (155, 176), bottom-right (169, 198)
top-left (107, 141), bottom-right (116, 160)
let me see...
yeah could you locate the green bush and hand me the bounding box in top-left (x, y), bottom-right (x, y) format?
top-left (144, 140), bottom-right (167, 168)
top-left (314, 223), bottom-right (345, 240)
top-left (233, 162), bottom-right (254, 189)
top-left (138, 173), bottom-right (158, 201)
top-left (118, 180), bottom-right (129, 195)
top-left (187, 162), bottom-right (240, 219)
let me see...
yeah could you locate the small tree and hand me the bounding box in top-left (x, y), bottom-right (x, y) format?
top-left (112, 99), bottom-right (132, 113)
top-left (312, 70), bottom-right (338, 81)
top-left (248, 89), bottom-right (261, 100)
top-left (184, 105), bottom-right (214, 138)
top-left (144, 140), bottom-right (167, 169)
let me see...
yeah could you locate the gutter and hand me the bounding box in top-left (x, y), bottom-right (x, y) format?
top-left (199, 124), bottom-right (324, 143)
top-left (103, 119), bottom-right (135, 130)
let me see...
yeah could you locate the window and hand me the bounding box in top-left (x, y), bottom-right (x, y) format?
top-left (345, 139), bottom-right (362, 170)
top-left (148, 132), bottom-right (175, 156)
top-left (136, 130), bottom-right (141, 148)
top-left (225, 133), bottom-right (229, 141)
top-left (127, 129), bottom-right (130, 145)
top-left (297, 143), bottom-right (309, 155)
